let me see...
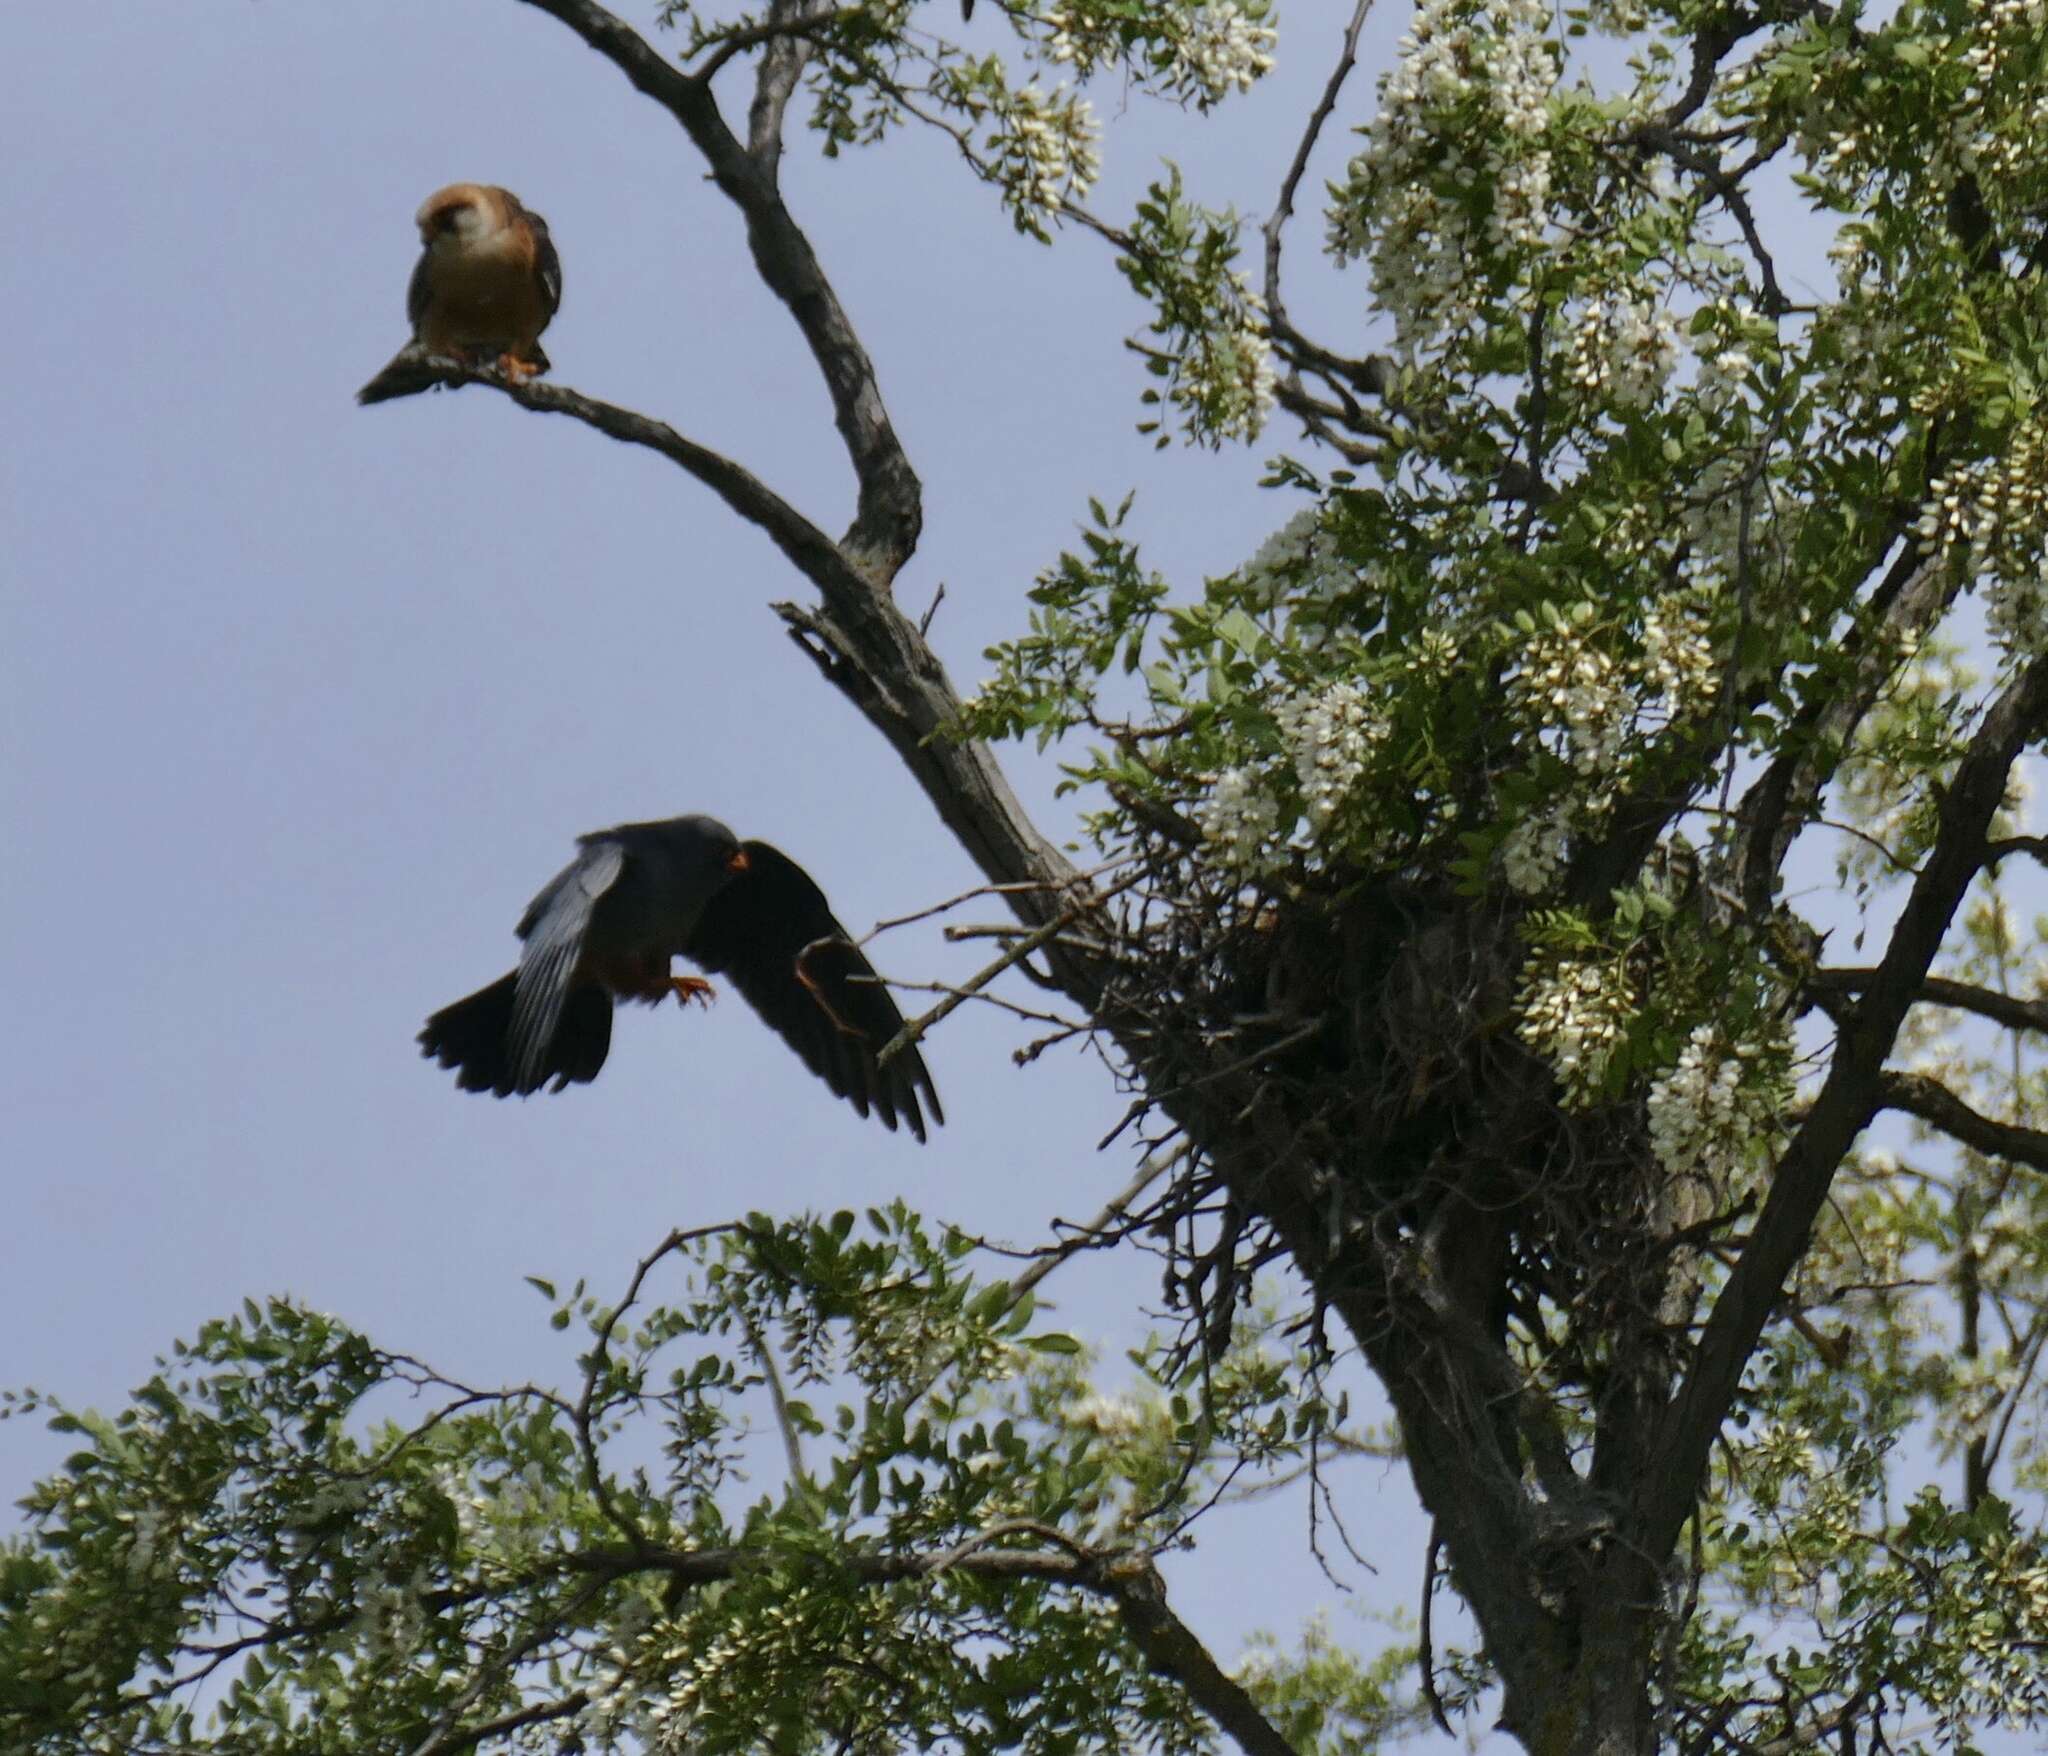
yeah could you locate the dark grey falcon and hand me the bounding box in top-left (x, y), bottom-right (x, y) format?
top-left (419, 814), bottom-right (941, 1140)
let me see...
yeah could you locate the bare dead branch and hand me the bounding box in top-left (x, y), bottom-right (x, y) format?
top-left (361, 358), bottom-right (855, 588)
top-left (876, 871), bottom-right (1139, 1068)
top-left (1261, 0), bottom-right (1399, 410)
top-left (512, 0), bottom-right (920, 576)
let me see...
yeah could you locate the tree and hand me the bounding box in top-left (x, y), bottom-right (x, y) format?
top-left (6, 0), bottom-right (2048, 1751)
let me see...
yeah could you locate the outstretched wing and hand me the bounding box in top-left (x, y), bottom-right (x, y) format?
top-left (682, 841), bottom-right (942, 1141)
top-left (509, 837), bottom-right (627, 1091)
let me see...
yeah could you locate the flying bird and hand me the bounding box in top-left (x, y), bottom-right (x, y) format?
top-left (358, 183), bottom-right (562, 405)
top-left (419, 815), bottom-right (942, 1140)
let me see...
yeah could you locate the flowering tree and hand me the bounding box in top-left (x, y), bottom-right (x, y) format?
top-left (7, 1), bottom-right (2048, 1752)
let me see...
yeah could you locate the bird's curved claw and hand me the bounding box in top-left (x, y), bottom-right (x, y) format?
top-left (672, 975), bottom-right (717, 1009)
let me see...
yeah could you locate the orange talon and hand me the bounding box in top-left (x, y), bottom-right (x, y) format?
top-left (497, 352), bottom-right (540, 385)
top-left (671, 975), bottom-right (717, 1009)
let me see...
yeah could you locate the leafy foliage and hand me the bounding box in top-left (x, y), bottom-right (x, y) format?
top-left (12, 0), bottom-right (2048, 1750)
top-left (2, 1212), bottom-right (1407, 1753)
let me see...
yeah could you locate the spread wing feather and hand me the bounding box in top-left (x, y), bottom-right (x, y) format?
top-left (510, 838), bottom-right (626, 1091)
top-left (682, 842), bottom-right (941, 1141)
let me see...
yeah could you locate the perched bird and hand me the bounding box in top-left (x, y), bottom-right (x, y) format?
top-left (357, 183), bottom-right (561, 405)
top-left (420, 815), bottom-right (942, 1141)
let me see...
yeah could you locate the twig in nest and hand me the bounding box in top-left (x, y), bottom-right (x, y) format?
top-left (884, 977), bottom-right (1082, 1032)
top-left (876, 871), bottom-right (1141, 1069)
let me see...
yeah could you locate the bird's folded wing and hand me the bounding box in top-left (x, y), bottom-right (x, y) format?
top-left (683, 841), bottom-right (942, 1141)
top-left (510, 838), bottom-right (627, 1090)
top-left (519, 203), bottom-right (563, 319)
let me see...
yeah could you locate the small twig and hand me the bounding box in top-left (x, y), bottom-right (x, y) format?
top-left (411, 1692), bottom-right (592, 1756)
top-left (862, 863), bottom-right (1130, 940)
top-left (1004, 1144), bottom-right (1188, 1305)
top-left (884, 976), bottom-right (1081, 1031)
top-left (876, 871), bottom-right (1140, 1069)
top-left (683, 2), bottom-right (867, 91)
top-left (577, 1224), bottom-right (741, 1545)
top-left (737, 1301), bottom-right (810, 1487)
top-left (1262, 0), bottom-right (1394, 409)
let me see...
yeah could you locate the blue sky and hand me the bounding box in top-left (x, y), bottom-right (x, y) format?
top-left (2, 0), bottom-right (1441, 1717)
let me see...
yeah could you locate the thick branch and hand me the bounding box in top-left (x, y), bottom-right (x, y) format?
top-left (1645, 652), bottom-right (2048, 1551)
top-left (513, 0), bottom-right (922, 577)
top-left (1879, 1072), bottom-right (2048, 1176)
top-left (1810, 967), bottom-right (2048, 1039)
top-left (361, 359), bottom-right (854, 587)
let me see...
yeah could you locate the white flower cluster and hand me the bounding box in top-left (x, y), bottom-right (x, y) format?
top-left (1518, 951), bottom-right (1636, 1103)
top-left (1915, 417), bottom-right (2048, 652)
top-left (1959, 0), bottom-right (2048, 181)
top-left (1677, 448), bottom-right (1782, 589)
top-left (1501, 807), bottom-right (1571, 895)
top-left (1173, 3), bottom-right (1278, 105)
top-left (990, 83), bottom-right (1102, 230)
top-left (1242, 505), bottom-right (1339, 598)
top-left (1508, 607), bottom-right (1633, 777)
top-left (1185, 289), bottom-right (1278, 443)
top-left (353, 1569), bottom-right (430, 1664)
top-left (1642, 592), bottom-right (1719, 719)
top-left (1274, 680), bottom-right (1390, 832)
top-left (1195, 765), bottom-right (1281, 869)
top-left (1236, 502), bottom-right (1421, 646)
top-left (1239, 503), bottom-right (1367, 637)
top-left (1041, 3), bottom-right (1273, 106)
top-left (1326, 0), bottom-right (1557, 351)
top-left (122, 1508), bottom-right (169, 1579)
top-left (1582, 0), bottom-right (1650, 29)
top-left (1043, 6), bottom-right (1118, 74)
top-left (1069, 1391), bottom-right (1150, 1439)
top-left (1645, 1022), bottom-right (1787, 1185)
top-left (1567, 293), bottom-right (1681, 410)
top-left (1692, 333), bottom-right (1754, 412)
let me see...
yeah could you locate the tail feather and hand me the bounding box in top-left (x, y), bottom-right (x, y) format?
top-left (420, 972), bottom-right (613, 1097)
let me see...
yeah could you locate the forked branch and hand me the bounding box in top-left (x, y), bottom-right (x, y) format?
top-left (1647, 651), bottom-right (2048, 1551)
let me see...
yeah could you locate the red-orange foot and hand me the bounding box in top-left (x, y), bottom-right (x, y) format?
top-left (497, 352), bottom-right (540, 385)
top-left (671, 975), bottom-right (717, 1009)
